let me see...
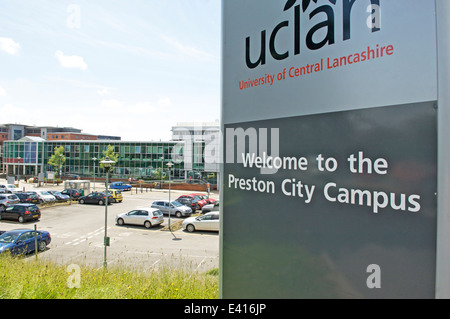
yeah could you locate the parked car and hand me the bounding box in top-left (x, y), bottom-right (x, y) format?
top-left (78, 192), bottom-right (113, 205)
top-left (4, 184), bottom-right (22, 193)
top-left (182, 212), bottom-right (220, 233)
top-left (47, 190), bottom-right (70, 201)
top-left (107, 189), bottom-right (123, 203)
top-left (178, 194), bottom-right (208, 208)
top-left (175, 197), bottom-right (199, 212)
top-left (15, 192), bottom-right (41, 204)
top-left (0, 228), bottom-right (51, 255)
top-left (191, 193), bottom-right (216, 204)
top-left (151, 200), bottom-right (192, 218)
top-left (33, 190), bottom-right (56, 203)
top-left (202, 200), bottom-right (220, 214)
top-left (0, 203), bottom-right (41, 223)
top-left (109, 182), bottom-right (132, 191)
top-left (115, 207), bottom-right (164, 229)
top-left (61, 188), bottom-right (83, 199)
top-left (0, 194), bottom-right (20, 212)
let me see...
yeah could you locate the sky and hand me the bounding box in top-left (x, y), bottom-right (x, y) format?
top-left (0, 0), bottom-right (221, 141)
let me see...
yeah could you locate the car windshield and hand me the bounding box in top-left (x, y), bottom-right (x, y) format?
top-left (171, 201), bottom-right (182, 207)
top-left (40, 191), bottom-right (51, 195)
top-left (0, 232), bottom-right (20, 243)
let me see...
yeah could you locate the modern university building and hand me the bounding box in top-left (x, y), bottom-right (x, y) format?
top-left (1, 122), bottom-right (220, 183)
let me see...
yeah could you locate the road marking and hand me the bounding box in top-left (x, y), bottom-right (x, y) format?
top-left (64, 227), bottom-right (110, 245)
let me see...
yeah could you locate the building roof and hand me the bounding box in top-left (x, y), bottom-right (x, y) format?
top-left (18, 136), bottom-right (46, 142)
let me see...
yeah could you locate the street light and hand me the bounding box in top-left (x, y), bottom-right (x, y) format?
top-left (160, 156), bottom-right (164, 189)
top-left (92, 157), bottom-right (97, 190)
top-left (166, 162), bottom-right (179, 240)
top-left (17, 157), bottom-right (21, 185)
top-left (100, 156), bottom-right (115, 268)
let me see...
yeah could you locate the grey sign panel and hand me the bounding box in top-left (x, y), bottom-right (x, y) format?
top-left (222, 102), bottom-right (437, 298)
top-left (222, 0), bottom-right (437, 125)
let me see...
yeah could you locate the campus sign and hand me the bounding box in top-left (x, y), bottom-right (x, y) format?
top-left (221, 0), bottom-right (442, 298)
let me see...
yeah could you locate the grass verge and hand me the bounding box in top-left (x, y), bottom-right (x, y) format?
top-left (0, 254), bottom-right (219, 299)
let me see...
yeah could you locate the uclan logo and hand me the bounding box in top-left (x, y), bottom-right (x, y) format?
top-left (245, 0), bottom-right (381, 69)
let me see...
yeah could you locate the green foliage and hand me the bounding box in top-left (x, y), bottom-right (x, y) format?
top-left (48, 146), bottom-right (66, 177)
top-left (0, 254), bottom-right (219, 299)
top-left (99, 144), bottom-right (118, 171)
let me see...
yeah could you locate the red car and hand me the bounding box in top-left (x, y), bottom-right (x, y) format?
top-left (191, 193), bottom-right (216, 204)
top-left (178, 194), bottom-right (208, 208)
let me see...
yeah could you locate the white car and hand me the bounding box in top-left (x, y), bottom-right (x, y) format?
top-left (33, 190), bottom-right (57, 203)
top-left (182, 212), bottom-right (220, 233)
top-left (6, 184), bottom-right (22, 193)
top-left (116, 207), bottom-right (164, 229)
top-left (0, 184), bottom-right (22, 193)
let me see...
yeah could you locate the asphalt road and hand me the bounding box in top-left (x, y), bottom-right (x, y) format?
top-left (0, 180), bottom-right (220, 273)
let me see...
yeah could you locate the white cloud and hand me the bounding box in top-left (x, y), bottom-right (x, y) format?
top-left (55, 50), bottom-right (88, 70)
top-left (97, 88), bottom-right (111, 95)
top-left (101, 99), bottom-right (122, 109)
top-left (0, 37), bottom-right (20, 55)
top-left (0, 86), bottom-right (6, 96)
top-left (160, 35), bottom-right (215, 62)
top-left (157, 97), bottom-right (171, 107)
top-left (132, 101), bottom-right (156, 114)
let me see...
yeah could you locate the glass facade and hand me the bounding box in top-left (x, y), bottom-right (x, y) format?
top-left (2, 140), bottom-right (210, 180)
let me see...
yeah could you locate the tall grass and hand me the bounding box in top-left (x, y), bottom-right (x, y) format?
top-left (0, 254), bottom-right (219, 299)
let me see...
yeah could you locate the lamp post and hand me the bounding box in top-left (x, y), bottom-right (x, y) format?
top-left (17, 157), bottom-right (21, 185)
top-left (160, 156), bottom-right (164, 189)
top-left (92, 157), bottom-right (97, 190)
top-left (166, 162), bottom-right (179, 240)
top-left (100, 156), bottom-right (115, 268)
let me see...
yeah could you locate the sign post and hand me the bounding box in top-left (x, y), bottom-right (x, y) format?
top-left (221, 0), bottom-right (448, 298)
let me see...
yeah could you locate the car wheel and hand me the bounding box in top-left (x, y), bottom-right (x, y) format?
top-left (186, 224), bottom-right (195, 232)
top-left (117, 218), bottom-right (124, 226)
top-left (79, 199), bottom-right (85, 204)
top-left (18, 216), bottom-right (24, 223)
top-left (144, 221), bottom-right (152, 229)
top-left (38, 240), bottom-right (47, 252)
top-left (0, 205), bottom-right (5, 212)
top-left (98, 200), bottom-right (104, 205)
top-left (175, 211), bottom-right (182, 218)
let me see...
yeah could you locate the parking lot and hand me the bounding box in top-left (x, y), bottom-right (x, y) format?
top-left (0, 179), bottom-right (219, 273)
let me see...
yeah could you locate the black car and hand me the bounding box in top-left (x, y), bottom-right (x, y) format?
top-left (78, 192), bottom-right (114, 205)
top-left (15, 192), bottom-right (41, 204)
top-left (47, 190), bottom-right (71, 201)
top-left (175, 197), bottom-right (199, 212)
top-left (61, 188), bottom-right (83, 199)
top-left (0, 204), bottom-right (41, 223)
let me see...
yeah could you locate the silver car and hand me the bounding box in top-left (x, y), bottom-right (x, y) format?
top-left (182, 212), bottom-right (220, 233)
top-left (115, 207), bottom-right (164, 228)
top-left (201, 201), bottom-right (219, 214)
top-left (151, 200), bottom-right (192, 218)
top-left (0, 194), bottom-right (20, 212)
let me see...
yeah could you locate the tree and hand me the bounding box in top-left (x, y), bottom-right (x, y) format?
top-left (48, 146), bottom-right (66, 178)
top-left (99, 144), bottom-right (118, 171)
